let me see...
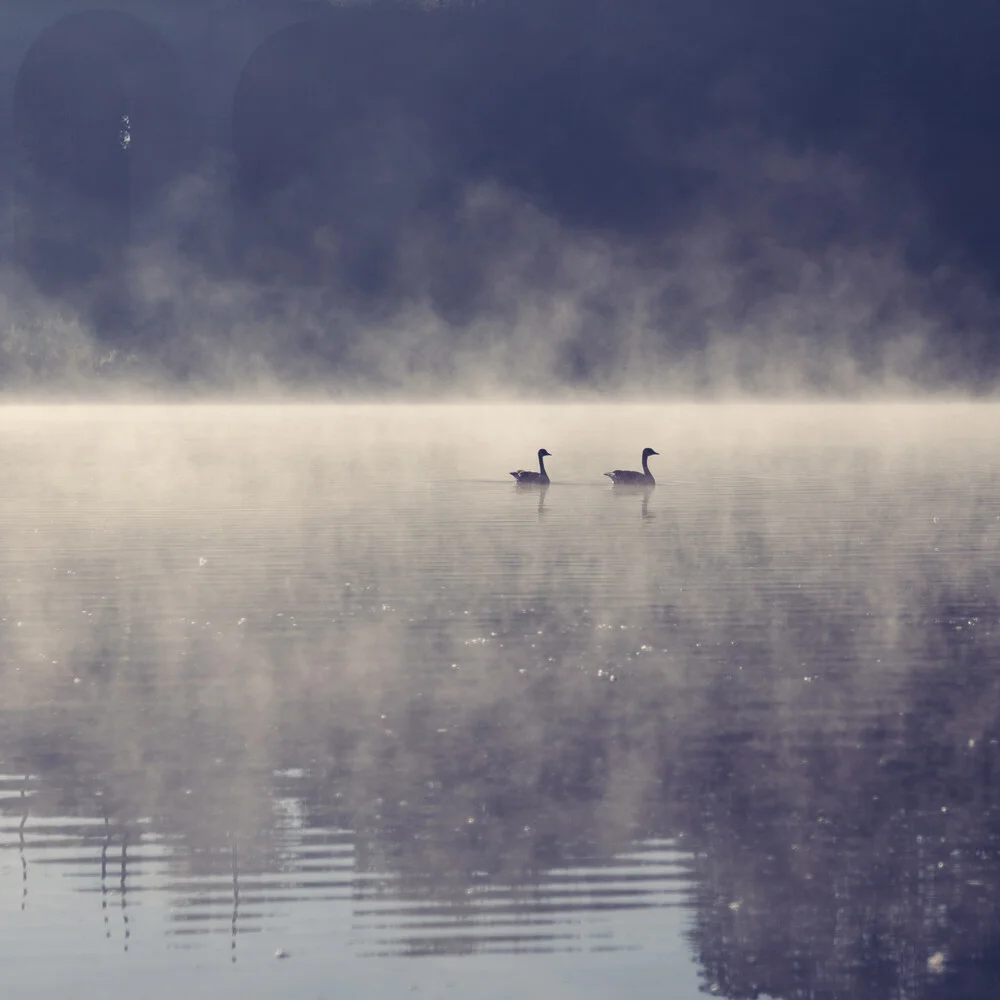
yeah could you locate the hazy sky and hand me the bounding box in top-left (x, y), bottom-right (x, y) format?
top-left (6, 0), bottom-right (1000, 394)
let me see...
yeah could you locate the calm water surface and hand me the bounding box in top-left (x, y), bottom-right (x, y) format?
top-left (2, 403), bottom-right (999, 999)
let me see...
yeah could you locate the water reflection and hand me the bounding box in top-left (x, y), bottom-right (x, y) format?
top-left (1, 404), bottom-right (1000, 997)
top-left (515, 480), bottom-right (549, 516)
top-left (231, 840), bottom-right (239, 963)
top-left (18, 777), bottom-right (29, 912)
top-left (608, 482), bottom-right (655, 519)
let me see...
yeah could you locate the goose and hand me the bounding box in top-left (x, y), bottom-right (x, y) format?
top-left (510, 448), bottom-right (551, 486)
top-left (605, 448), bottom-right (658, 486)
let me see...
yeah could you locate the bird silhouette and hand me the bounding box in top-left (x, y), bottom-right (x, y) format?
top-left (510, 448), bottom-right (552, 486)
top-left (604, 448), bottom-right (658, 486)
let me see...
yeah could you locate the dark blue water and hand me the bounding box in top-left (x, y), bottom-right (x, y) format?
top-left (1, 404), bottom-right (998, 998)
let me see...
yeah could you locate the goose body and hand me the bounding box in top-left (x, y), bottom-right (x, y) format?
top-left (510, 448), bottom-right (551, 485)
top-left (604, 448), bottom-right (658, 486)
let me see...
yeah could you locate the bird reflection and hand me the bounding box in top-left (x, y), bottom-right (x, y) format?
top-left (101, 815), bottom-right (111, 938)
top-left (120, 836), bottom-right (130, 952)
top-left (19, 775), bottom-right (29, 912)
top-left (609, 483), bottom-right (655, 518)
top-left (231, 840), bottom-right (240, 964)
top-left (514, 481), bottom-right (549, 515)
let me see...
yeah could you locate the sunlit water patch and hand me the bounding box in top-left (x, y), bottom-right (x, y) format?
top-left (2, 403), bottom-right (1000, 999)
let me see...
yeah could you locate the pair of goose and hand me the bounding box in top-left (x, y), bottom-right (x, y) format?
top-left (510, 448), bottom-right (659, 487)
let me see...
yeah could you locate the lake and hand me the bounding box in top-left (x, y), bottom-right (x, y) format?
top-left (1, 402), bottom-right (999, 999)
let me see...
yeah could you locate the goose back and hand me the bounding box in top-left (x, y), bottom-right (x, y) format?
top-left (604, 448), bottom-right (658, 486)
top-left (510, 448), bottom-right (551, 485)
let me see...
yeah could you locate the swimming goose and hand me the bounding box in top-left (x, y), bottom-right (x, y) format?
top-left (604, 448), bottom-right (658, 486)
top-left (510, 448), bottom-right (551, 485)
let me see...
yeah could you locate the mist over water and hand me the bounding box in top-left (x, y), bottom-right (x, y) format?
top-left (2, 149), bottom-right (990, 400)
top-left (5, 0), bottom-right (1000, 396)
top-left (2, 403), bottom-right (1000, 997)
top-left (6, 1), bottom-right (1000, 995)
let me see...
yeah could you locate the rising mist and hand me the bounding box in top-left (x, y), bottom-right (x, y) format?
top-left (3, 0), bottom-right (999, 399)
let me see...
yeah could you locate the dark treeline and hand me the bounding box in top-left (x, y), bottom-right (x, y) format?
top-left (8, 0), bottom-right (1000, 384)
top-left (233, 0), bottom-right (1000, 274)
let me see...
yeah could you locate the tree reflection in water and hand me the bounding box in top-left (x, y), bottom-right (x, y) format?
top-left (1, 405), bottom-right (999, 993)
